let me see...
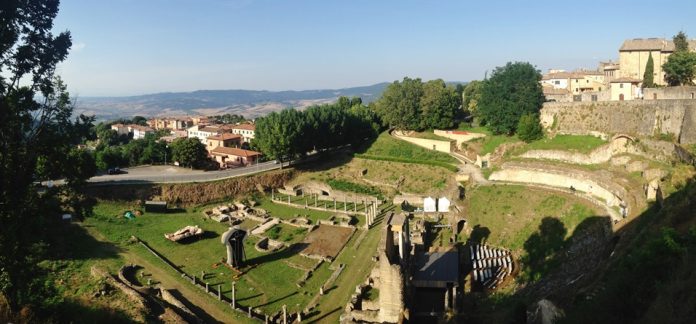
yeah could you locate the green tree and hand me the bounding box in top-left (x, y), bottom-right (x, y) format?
top-left (170, 138), bottom-right (208, 169)
top-left (478, 62), bottom-right (544, 135)
top-left (0, 0), bottom-right (95, 313)
top-left (663, 51), bottom-right (696, 86)
top-left (643, 52), bottom-right (655, 88)
top-left (131, 116), bottom-right (148, 126)
top-left (674, 31), bottom-right (689, 53)
top-left (419, 79), bottom-right (461, 129)
top-left (253, 109), bottom-right (306, 164)
top-left (374, 77), bottom-right (424, 131)
top-left (462, 80), bottom-right (484, 120)
top-left (517, 113), bottom-right (544, 142)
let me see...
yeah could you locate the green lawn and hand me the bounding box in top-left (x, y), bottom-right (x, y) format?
top-left (266, 223), bottom-right (307, 244)
top-left (463, 185), bottom-right (602, 251)
top-left (522, 134), bottom-right (607, 153)
top-left (86, 201), bottom-right (332, 314)
top-left (358, 131), bottom-right (458, 165)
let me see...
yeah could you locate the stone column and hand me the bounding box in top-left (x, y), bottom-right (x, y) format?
top-left (218, 284), bottom-right (222, 300)
top-left (272, 188), bottom-right (274, 200)
top-left (452, 286), bottom-right (458, 311)
top-left (444, 287), bottom-right (451, 310)
top-left (205, 282), bottom-right (209, 293)
top-left (248, 306), bottom-right (252, 318)
top-left (398, 230), bottom-right (404, 260)
top-left (232, 281), bottom-right (236, 309)
top-left (297, 311), bottom-right (302, 322)
top-left (283, 305), bottom-right (288, 324)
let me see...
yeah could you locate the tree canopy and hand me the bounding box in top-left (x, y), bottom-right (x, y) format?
top-left (663, 31), bottom-right (696, 86)
top-left (0, 0), bottom-right (96, 314)
top-left (477, 62), bottom-right (544, 135)
top-left (374, 77), bottom-right (461, 131)
top-left (253, 97), bottom-right (381, 163)
top-left (170, 137), bottom-right (208, 169)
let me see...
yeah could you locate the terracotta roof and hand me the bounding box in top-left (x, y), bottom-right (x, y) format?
top-left (232, 123), bottom-right (255, 131)
top-left (211, 147), bottom-right (261, 157)
top-left (207, 133), bottom-right (241, 141)
top-left (199, 126), bottom-right (221, 133)
top-left (610, 77), bottom-right (642, 83)
top-left (619, 38), bottom-right (696, 52)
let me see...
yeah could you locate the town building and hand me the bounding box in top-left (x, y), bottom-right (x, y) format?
top-left (618, 38), bottom-right (696, 86)
top-left (210, 147), bottom-right (262, 168)
top-left (610, 78), bottom-right (642, 101)
top-left (147, 117), bottom-right (193, 131)
top-left (187, 125), bottom-right (222, 143)
top-left (129, 125), bottom-right (155, 139)
top-left (225, 123), bottom-right (256, 143)
top-left (110, 123), bottom-right (129, 135)
top-left (206, 133), bottom-right (242, 152)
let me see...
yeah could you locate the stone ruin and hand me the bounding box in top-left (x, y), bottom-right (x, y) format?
top-left (221, 226), bottom-right (247, 268)
top-left (203, 202), bottom-right (269, 224)
top-left (341, 212), bottom-right (408, 323)
top-left (470, 243), bottom-right (514, 290)
top-left (164, 225), bottom-right (203, 242)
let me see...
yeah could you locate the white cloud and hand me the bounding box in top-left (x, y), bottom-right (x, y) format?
top-left (72, 42), bottom-right (86, 52)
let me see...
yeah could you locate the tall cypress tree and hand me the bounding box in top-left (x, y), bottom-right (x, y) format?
top-left (643, 53), bottom-right (655, 88)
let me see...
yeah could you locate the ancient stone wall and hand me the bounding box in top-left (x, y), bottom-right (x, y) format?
top-left (644, 86), bottom-right (696, 100)
top-left (540, 100), bottom-right (696, 144)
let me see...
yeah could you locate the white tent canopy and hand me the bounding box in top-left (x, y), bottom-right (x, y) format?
top-left (423, 197), bottom-right (437, 212)
top-left (438, 197), bottom-right (450, 212)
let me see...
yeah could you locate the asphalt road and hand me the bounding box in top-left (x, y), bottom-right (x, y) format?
top-left (86, 161), bottom-right (284, 185)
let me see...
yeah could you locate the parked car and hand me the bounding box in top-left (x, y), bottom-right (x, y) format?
top-left (107, 167), bottom-right (122, 175)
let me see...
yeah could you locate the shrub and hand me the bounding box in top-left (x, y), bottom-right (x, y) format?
top-left (517, 113), bottom-right (543, 143)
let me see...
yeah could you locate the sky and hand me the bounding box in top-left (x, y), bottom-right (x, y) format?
top-left (53, 0), bottom-right (696, 97)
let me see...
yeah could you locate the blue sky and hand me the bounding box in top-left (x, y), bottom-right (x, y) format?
top-left (54, 0), bottom-right (696, 96)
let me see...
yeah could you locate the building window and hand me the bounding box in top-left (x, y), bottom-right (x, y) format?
top-left (586, 80), bottom-right (589, 83)
top-left (591, 95), bottom-right (598, 102)
top-left (554, 80), bottom-right (560, 85)
top-left (691, 93), bottom-right (695, 99)
top-left (620, 83), bottom-right (624, 88)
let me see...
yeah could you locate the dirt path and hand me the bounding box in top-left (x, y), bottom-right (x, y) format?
top-left (84, 226), bottom-right (251, 324)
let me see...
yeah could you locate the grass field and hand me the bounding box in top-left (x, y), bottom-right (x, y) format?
top-left (84, 198), bottom-right (383, 321)
top-left (357, 131), bottom-right (458, 165)
top-left (86, 202), bottom-right (330, 315)
top-left (463, 185), bottom-right (604, 252)
top-left (408, 131), bottom-right (452, 141)
top-left (520, 134), bottom-right (607, 153)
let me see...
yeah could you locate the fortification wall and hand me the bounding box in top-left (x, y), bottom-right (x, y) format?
top-left (540, 100), bottom-right (696, 144)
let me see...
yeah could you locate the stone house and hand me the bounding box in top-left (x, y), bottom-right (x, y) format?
top-left (206, 133), bottom-right (242, 152)
top-left (618, 38), bottom-right (696, 86)
top-left (187, 125), bottom-right (222, 143)
top-left (610, 78), bottom-right (642, 101)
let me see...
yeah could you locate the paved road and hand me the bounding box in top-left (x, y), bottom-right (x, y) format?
top-left (86, 161), bottom-right (284, 185)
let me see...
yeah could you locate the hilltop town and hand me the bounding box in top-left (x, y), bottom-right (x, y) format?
top-left (3, 2), bottom-right (696, 324)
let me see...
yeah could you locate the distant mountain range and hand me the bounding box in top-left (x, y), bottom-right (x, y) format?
top-left (74, 83), bottom-right (390, 120)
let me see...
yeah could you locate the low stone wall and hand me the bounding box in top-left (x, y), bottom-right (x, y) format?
top-left (489, 162), bottom-right (632, 216)
top-left (644, 86), bottom-right (696, 100)
top-left (392, 131), bottom-right (454, 153)
top-left (433, 130), bottom-right (486, 147)
top-left (519, 136), bottom-right (638, 165)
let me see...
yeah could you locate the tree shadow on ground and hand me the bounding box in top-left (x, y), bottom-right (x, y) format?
top-left (468, 224), bottom-right (491, 245)
top-left (293, 151), bottom-right (355, 173)
top-left (254, 291), bottom-right (298, 308)
top-left (166, 289), bottom-right (223, 324)
top-left (45, 223), bottom-right (122, 261)
top-left (520, 217), bottom-right (567, 283)
top-left (175, 230), bottom-right (218, 245)
top-left (245, 243), bottom-right (309, 267)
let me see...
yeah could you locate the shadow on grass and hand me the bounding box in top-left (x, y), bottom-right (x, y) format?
top-left (46, 222), bottom-right (122, 261)
top-left (246, 243), bottom-right (309, 266)
top-left (166, 289), bottom-right (224, 324)
top-left (305, 306), bottom-right (342, 323)
top-left (254, 291), bottom-right (298, 308)
top-left (468, 224), bottom-right (491, 245)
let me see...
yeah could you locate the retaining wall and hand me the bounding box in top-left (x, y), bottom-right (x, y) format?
top-left (392, 131), bottom-right (455, 153)
top-left (540, 100), bottom-right (696, 144)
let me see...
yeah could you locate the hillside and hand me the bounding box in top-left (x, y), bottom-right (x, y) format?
top-left (74, 83), bottom-right (389, 120)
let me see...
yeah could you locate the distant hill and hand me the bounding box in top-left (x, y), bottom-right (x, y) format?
top-left (74, 83), bottom-right (390, 120)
